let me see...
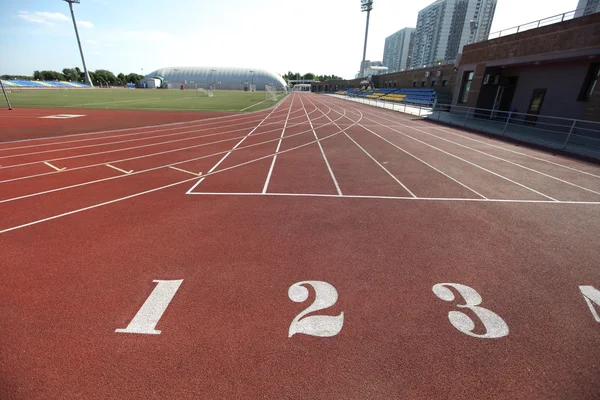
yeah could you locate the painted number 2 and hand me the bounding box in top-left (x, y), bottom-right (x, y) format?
top-left (579, 285), bottom-right (600, 322)
top-left (288, 281), bottom-right (344, 338)
top-left (432, 283), bottom-right (509, 339)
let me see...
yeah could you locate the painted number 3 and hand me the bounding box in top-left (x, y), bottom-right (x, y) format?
top-left (432, 283), bottom-right (509, 339)
top-left (288, 281), bottom-right (344, 338)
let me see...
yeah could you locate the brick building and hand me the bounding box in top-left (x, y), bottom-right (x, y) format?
top-left (312, 12), bottom-right (600, 122)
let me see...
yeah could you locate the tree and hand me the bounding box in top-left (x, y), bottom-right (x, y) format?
top-left (117, 73), bottom-right (126, 86)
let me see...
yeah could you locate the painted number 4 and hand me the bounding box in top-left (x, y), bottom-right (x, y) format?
top-left (288, 281), bottom-right (344, 338)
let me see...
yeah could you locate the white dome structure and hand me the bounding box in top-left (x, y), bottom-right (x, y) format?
top-left (140, 66), bottom-right (287, 90)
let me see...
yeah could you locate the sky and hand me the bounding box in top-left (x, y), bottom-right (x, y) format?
top-left (0, 0), bottom-right (580, 79)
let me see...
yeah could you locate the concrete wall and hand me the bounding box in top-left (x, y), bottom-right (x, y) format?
top-left (508, 63), bottom-right (589, 119)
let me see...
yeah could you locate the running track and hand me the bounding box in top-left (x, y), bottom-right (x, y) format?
top-left (1, 93), bottom-right (600, 399)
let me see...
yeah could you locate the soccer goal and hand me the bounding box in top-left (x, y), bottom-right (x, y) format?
top-left (265, 85), bottom-right (277, 101)
top-left (196, 88), bottom-right (214, 97)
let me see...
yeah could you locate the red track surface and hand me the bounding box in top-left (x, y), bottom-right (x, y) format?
top-left (1, 93), bottom-right (600, 399)
top-left (0, 108), bottom-right (232, 142)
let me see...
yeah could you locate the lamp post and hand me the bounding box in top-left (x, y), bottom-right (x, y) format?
top-left (211, 69), bottom-right (217, 90)
top-left (359, 0), bottom-right (374, 78)
top-left (63, 0), bottom-right (93, 87)
top-left (249, 70), bottom-right (255, 89)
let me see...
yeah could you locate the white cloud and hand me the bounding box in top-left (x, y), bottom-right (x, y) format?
top-left (17, 11), bottom-right (70, 25)
top-left (78, 20), bottom-right (94, 29)
top-left (93, 51), bottom-right (102, 55)
top-left (86, 39), bottom-right (98, 45)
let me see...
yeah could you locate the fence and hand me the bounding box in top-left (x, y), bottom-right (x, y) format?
top-left (487, 8), bottom-right (584, 40)
top-left (327, 94), bottom-right (600, 161)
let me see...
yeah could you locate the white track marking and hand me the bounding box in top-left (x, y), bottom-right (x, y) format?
top-left (357, 123), bottom-right (486, 199)
top-left (1, 106), bottom-right (360, 233)
top-left (240, 99), bottom-right (269, 112)
top-left (184, 192), bottom-right (600, 204)
top-left (0, 103), bottom-right (284, 149)
top-left (168, 166), bottom-right (202, 176)
top-left (361, 110), bottom-right (600, 197)
top-left (263, 94), bottom-right (296, 193)
top-left (43, 161), bottom-right (66, 171)
top-left (105, 163), bottom-right (133, 174)
top-left (579, 286), bottom-right (600, 323)
top-left (0, 108), bottom-right (310, 160)
top-left (186, 99), bottom-right (289, 193)
top-left (115, 280), bottom-right (183, 335)
top-left (363, 115), bottom-right (558, 201)
top-left (308, 95), bottom-right (416, 198)
top-left (0, 106), bottom-right (337, 185)
top-left (299, 95), bottom-right (343, 196)
top-left (0, 104), bottom-right (320, 170)
top-left (288, 281), bottom-right (344, 338)
top-left (0, 106), bottom-right (346, 204)
top-left (333, 96), bottom-right (600, 180)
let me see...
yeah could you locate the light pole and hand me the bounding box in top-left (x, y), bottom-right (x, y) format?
top-left (249, 70), bottom-right (255, 89)
top-left (211, 69), bottom-right (217, 89)
top-left (63, 0), bottom-right (93, 87)
top-left (359, 0), bottom-right (374, 78)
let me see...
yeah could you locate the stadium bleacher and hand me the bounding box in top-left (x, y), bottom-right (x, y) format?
top-left (0, 79), bottom-right (88, 88)
top-left (337, 87), bottom-right (436, 106)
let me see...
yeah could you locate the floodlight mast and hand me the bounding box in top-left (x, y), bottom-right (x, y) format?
top-left (63, 0), bottom-right (93, 87)
top-left (359, 0), bottom-right (374, 78)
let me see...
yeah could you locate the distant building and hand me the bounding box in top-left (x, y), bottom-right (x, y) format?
top-left (383, 28), bottom-right (415, 73)
top-left (575, 0), bottom-right (600, 17)
top-left (357, 60), bottom-right (384, 78)
top-left (410, 0), bottom-right (497, 68)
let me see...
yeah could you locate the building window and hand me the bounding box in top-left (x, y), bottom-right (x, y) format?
top-left (459, 71), bottom-right (474, 103)
top-left (421, 81), bottom-right (426, 87)
top-left (413, 81), bottom-right (417, 87)
top-left (431, 80), bottom-right (437, 87)
top-left (578, 63), bottom-right (600, 101)
top-left (442, 80), bottom-right (448, 87)
top-left (394, 81), bottom-right (397, 87)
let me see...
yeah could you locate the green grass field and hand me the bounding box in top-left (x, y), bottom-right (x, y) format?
top-left (3, 89), bottom-right (287, 112)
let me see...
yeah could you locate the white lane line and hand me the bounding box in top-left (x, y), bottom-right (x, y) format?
top-left (355, 105), bottom-right (600, 193)
top-left (0, 104), bottom-right (320, 169)
top-left (186, 97), bottom-right (288, 194)
top-left (1, 107), bottom-right (357, 233)
top-left (240, 99), bottom-right (269, 112)
top-left (299, 95), bottom-right (343, 196)
top-left (414, 121), bottom-right (600, 180)
top-left (0, 105), bottom-right (279, 149)
top-left (0, 105), bottom-right (344, 204)
top-left (0, 109), bottom-right (310, 160)
top-left (43, 161), bottom-right (66, 171)
top-left (168, 166), bottom-right (202, 176)
top-left (363, 116), bottom-right (558, 201)
top-left (105, 163), bottom-right (133, 174)
top-left (308, 95), bottom-right (417, 198)
top-left (262, 94), bottom-right (296, 194)
top-left (0, 176), bottom-right (200, 234)
top-left (402, 125), bottom-right (600, 197)
top-left (0, 102), bottom-right (335, 185)
top-left (185, 192), bottom-right (600, 204)
top-left (339, 99), bottom-right (600, 180)
top-left (356, 122), bottom-right (486, 199)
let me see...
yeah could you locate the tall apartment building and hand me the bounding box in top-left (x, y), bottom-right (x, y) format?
top-left (383, 28), bottom-right (415, 73)
top-left (575, 0), bottom-right (600, 17)
top-left (409, 0), bottom-right (497, 69)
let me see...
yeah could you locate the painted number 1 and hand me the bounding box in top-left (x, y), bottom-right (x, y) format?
top-left (116, 279), bottom-right (183, 335)
top-left (288, 281), bottom-right (344, 338)
top-left (579, 285), bottom-right (600, 322)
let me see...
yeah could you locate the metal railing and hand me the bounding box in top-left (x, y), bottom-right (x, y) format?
top-left (487, 8), bottom-right (587, 40)
top-left (327, 94), bottom-right (600, 160)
